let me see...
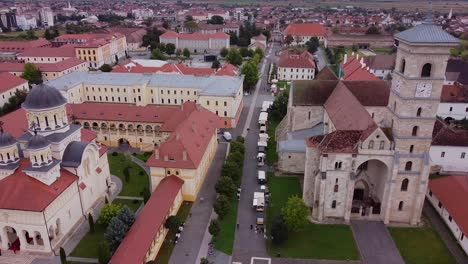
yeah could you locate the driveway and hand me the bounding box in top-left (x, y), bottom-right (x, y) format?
top-left (350, 220), bottom-right (404, 264)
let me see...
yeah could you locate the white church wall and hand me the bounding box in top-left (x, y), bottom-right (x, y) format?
top-left (429, 145), bottom-right (468, 172)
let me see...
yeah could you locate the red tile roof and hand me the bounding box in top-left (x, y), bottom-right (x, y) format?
top-left (113, 60), bottom-right (238, 76)
top-left (429, 175), bottom-right (468, 235)
top-left (432, 118), bottom-right (468, 147)
top-left (160, 30), bottom-right (229, 40)
top-left (283, 23), bottom-right (327, 36)
top-left (110, 175), bottom-right (184, 264)
top-left (440, 84), bottom-right (468, 103)
top-left (81, 128), bottom-right (97, 142)
top-left (0, 108), bottom-right (29, 137)
top-left (341, 55), bottom-right (379, 81)
top-left (18, 45), bottom-right (77, 58)
top-left (0, 58), bottom-right (86, 73)
top-left (145, 103), bottom-right (220, 169)
top-left (277, 50), bottom-right (315, 69)
top-left (0, 38), bottom-right (51, 52)
top-left (307, 130), bottom-right (363, 153)
top-left (0, 72), bottom-right (27, 93)
top-left (0, 159), bottom-right (77, 211)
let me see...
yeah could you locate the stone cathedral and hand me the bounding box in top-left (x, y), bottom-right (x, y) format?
top-left (276, 21), bottom-right (459, 225)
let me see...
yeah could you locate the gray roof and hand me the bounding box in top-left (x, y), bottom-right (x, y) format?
top-left (278, 140), bottom-right (307, 153)
top-left (22, 84), bottom-right (67, 110)
top-left (24, 159), bottom-right (60, 172)
top-left (0, 131), bottom-right (17, 147)
top-left (279, 124), bottom-right (325, 153)
top-left (61, 141), bottom-right (89, 168)
top-left (0, 159), bottom-right (20, 170)
top-left (46, 72), bottom-right (243, 97)
top-left (394, 21), bottom-right (459, 44)
top-left (25, 134), bottom-right (50, 150)
top-left (19, 124), bottom-right (81, 144)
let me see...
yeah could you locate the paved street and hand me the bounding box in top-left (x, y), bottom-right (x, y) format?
top-left (168, 143), bottom-right (228, 264)
top-left (350, 221), bottom-right (404, 264)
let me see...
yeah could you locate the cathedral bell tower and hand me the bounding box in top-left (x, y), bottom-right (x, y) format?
top-left (386, 19), bottom-right (459, 224)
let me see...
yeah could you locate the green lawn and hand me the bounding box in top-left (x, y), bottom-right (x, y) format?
top-left (265, 174), bottom-right (360, 260)
top-left (132, 152), bottom-right (152, 162)
top-left (276, 80), bottom-right (290, 90)
top-left (389, 227), bottom-right (456, 264)
top-left (70, 223), bottom-right (106, 258)
top-left (213, 197), bottom-right (239, 255)
top-left (266, 120), bottom-right (279, 166)
top-left (372, 47), bottom-right (395, 55)
top-left (113, 198), bottom-right (143, 213)
top-left (154, 202), bottom-right (193, 264)
top-left (108, 153), bottom-right (150, 197)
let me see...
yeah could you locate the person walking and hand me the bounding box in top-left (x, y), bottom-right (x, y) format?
top-left (250, 224), bottom-right (253, 230)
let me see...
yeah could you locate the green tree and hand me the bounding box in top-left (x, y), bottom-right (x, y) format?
top-left (60, 247), bottom-right (67, 264)
top-left (215, 176), bottom-right (237, 198)
top-left (143, 186), bottom-right (151, 204)
top-left (229, 32), bottom-right (238, 45)
top-left (98, 203), bottom-right (122, 226)
top-left (185, 15), bottom-right (194, 22)
top-left (99, 64), bottom-right (112, 72)
top-left (284, 34), bottom-right (294, 46)
top-left (53, 28), bottom-right (60, 38)
top-left (253, 47), bottom-right (264, 59)
top-left (176, 49), bottom-right (182, 57)
top-left (123, 166), bottom-right (130, 182)
top-left (208, 219), bottom-right (221, 236)
top-left (44, 29), bottom-right (53, 40)
top-left (305, 37), bottom-right (320, 54)
top-left (281, 195), bottom-right (309, 232)
top-left (239, 47), bottom-right (252, 58)
top-left (221, 161), bottom-right (242, 182)
top-left (88, 213), bottom-right (95, 234)
top-left (271, 214), bottom-right (288, 245)
top-left (98, 242), bottom-right (111, 264)
top-left (230, 141), bottom-right (245, 154)
top-left (21, 63), bottom-right (42, 85)
top-left (183, 48), bottom-right (191, 58)
top-left (104, 217), bottom-right (127, 251)
top-left (165, 215), bottom-right (182, 233)
top-left (211, 60), bottom-right (220, 69)
top-left (184, 21), bottom-right (199, 33)
top-left (208, 15), bottom-right (224, 24)
top-left (26, 29), bottom-right (37, 40)
top-left (270, 89), bottom-right (289, 122)
top-left (151, 48), bottom-right (167, 60)
top-left (226, 49), bottom-right (242, 66)
top-left (220, 47), bottom-right (229, 57)
top-left (366, 26), bottom-right (381, 35)
top-left (262, 30), bottom-right (271, 41)
top-left (117, 205), bottom-right (136, 228)
top-left (213, 195), bottom-right (231, 219)
top-left (241, 62), bottom-right (259, 90)
top-left (166, 43), bottom-right (176, 55)
top-left (0, 89), bottom-right (27, 116)
top-left (156, 42), bottom-right (166, 52)
top-left (228, 151), bottom-right (244, 166)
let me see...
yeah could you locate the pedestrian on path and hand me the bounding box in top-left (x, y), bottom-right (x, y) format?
top-left (250, 224), bottom-right (253, 230)
top-left (237, 223), bottom-right (239, 229)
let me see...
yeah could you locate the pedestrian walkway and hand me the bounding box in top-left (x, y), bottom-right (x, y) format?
top-left (0, 250), bottom-right (34, 264)
top-left (66, 256), bottom-right (98, 263)
top-left (423, 202), bottom-right (468, 264)
top-left (115, 195), bottom-right (143, 200)
top-left (350, 220), bottom-right (404, 264)
top-left (130, 155), bottom-right (151, 176)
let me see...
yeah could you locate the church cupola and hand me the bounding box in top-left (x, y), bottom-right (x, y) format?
top-left (22, 84), bottom-right (69, 137)
top-left (0, 125), bottom-right (19, 166)
top-left (25, 132), bottom-right (53, 168)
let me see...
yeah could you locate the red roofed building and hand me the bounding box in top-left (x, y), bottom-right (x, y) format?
top-left (277, 49), bottom-right (316, 81)
top-left (283, 23), bottom-right (327, 45)
top-left (437, 84), bottom-right (468, 120)
top-left (340, 53), bottom-right (379, 81)
top-left (160, 30), bottom-right (229, 53)
top-left (17, 45), bottom-right (77, 63)
top-left (0, 38), bottom-right (51, 52)
top-left (427, 175), bottom-right (468, 255)
top-left (109, 176), bottom-right (184, 264)
top-left (0, 72), bottom-right (28, 106)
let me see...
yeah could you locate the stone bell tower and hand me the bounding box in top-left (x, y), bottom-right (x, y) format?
top-left (384, 19), bottom-right (459, 224)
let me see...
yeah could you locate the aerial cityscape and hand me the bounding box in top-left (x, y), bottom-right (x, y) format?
top-left (0, 0), bottom-right (467, 264)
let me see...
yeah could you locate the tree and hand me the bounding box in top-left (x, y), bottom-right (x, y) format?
top-left (281, 195), bottom-right (309, 232)
top-left (166, 43), bottom-right (176, 55)
top-left (185, 15), bottom-right (194, 22)
top-left (184, 21), bottom-right (199, 33)
top-left (305, 37), bottom-right (320, 54)
top-left (0, 89), bottom-right (27, 116)
top-left (151, 48), bottom-right (167, 60)
top-left (165, 215), bottom-right (182, 233)
top-left (123, 166), bottom-right (130, 182)
top-left (228, 151), bottom-right (244, 166)
top-left (142, 186), bottom-right (151, 204)
top-left (60, 247), bottom-right (67, 264)
top-left (176, 49), bottom-right (182, 57)
top-left (200, 258), bottom-right (213, 264)
top-left (117, 205), bottom-right (136, 228)
top-left (271, 214), bottom-right (288, 245)
top-left (239, 47), bottom-right (252, 58)
top-left (26, 30), bottom-right (37, 40)
top-left (253, 47), bottom-right (264, 59)
top-left (99, 64), bottom-right (112, 72)
top-left (230, 141), bottom-right (245, 155)
top-left (366, 26), bottom-right (381, 35)
top-left (284, 34), bottom-right (294, 46)
top-left (229, 32), bottom-right (238, 45)
top-left (221, 161), bottom-right (242, 182)
top-left (104, 217), bottom-right (127, 251)
top-left (351, 43), bottom-right (358, 52)
top-left (98, 203), bottom-right (122, 226)
top-left (21, 63), bottom-right (42, 85)
top-left (213, 195), bottom-right (231, 219)
top-left (211, 60), bottom-right (220, 69)
top-left (331, 27), bottom-right (340, 34)
top-left (183, 48), bottom-right (191, 58)
top-left (262, 30), bottom-right (271, 41)
top-left (88, 213), bottom-right (95, 234)
top-left (270, 89), bottom-right (289, 122)
top-left (241, 62), bottom-right (259, 90)
top-left (44, 29), bottom-right (53, 40)
top-left (98, 242), bottom-right (111, 264)
top-left (208, 219), bottom-right (220, 236)
top-left (226, 49), bottom-right (242, 66)
top-left (208, 15), bottom-right (224, 25)
top-left (220, 47), bottom-right (229, 57)
top-left (215, 176), bottom-right (237, 198)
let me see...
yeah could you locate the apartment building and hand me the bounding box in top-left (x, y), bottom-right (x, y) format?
top-left (283, 23), bottom-right (327, 45)
top-left (46, 71), bottom-right (244, 128)
top-left (160, 31), bottom-right (229, 53)
top-left (277, 50), bottom-right (315, 81)
top-left (437, 84), bottom-right (468, 120)
top-left (0, 59), bottom-right (88, 81)
top-left (0, 73), bottom-right (28, 107)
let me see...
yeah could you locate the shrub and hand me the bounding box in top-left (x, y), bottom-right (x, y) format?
top-left (112, 152), bottom-right (118, 156)
top-left (104, 217), bottom-right (127, 251)
top-left (208, 219), bottom-right (221, 236)
top-left (117, 205), bottom-right (136, 227)
top-left (213, 195), bottom-right (231, 219)
top-left (215, 176), bottom-right (237, 198)
top-left (98, 242), bottom-right (111, 264)
top-left (165, 215), bottom-right (182, 233)
top-left (123, 167), bottom-right (130, 182)
top-left (98, 203), bottom-right (122, 226)
top-left (281, 195), bottom-right (309, 232)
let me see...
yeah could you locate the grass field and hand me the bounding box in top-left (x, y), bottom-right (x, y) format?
top-left (372, 47), bottom-right (395, 55)
top-left (108, 153), bottom-right (150, 197)
top-left (113, 198), bottom-right (143, 213)
top-left (265, 174), bottom-right (360, 260)
top-left (70, 223), bottom-right (106, 258)
top-left (213, 197), bottom-right (239, 255)
top-left (154, 202), bottom-right (193, 264)
top-left (389, 227), bottom-right (456, 264)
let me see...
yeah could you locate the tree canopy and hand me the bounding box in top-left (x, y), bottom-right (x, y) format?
top-left (241, 62), bottom-right (259, 90)
top-left (208, 15), bottom-right (224, 25)
top-left (104, 217), bottom-right (127, 251)
top-left (226, 49), bottom-right (243, 66)
top-left (281, 195), bottom-right (309, 232)
top-left (21, 63), bottom-right (42, 85)
top-left (215, 176), bottom-right (237, 198)
top-left (151, 48), bottom-right (167, 60)
top-left (98, 203), bottom-right (122, 226)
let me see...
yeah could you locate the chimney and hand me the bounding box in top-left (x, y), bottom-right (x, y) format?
top-left (343, 54), bottom-right (348, 64)
top-left (155, 148), bottom-right (159, 159)
top-left (182, 150), bottom-right (187, 161)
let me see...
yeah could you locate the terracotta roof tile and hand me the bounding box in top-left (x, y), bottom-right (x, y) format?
top-left (0, 72), bottom-right (27, 93)
top-left (278, 49), bottom-right (315, 69)
top-left (432, 118), bottom-right (468, 147)
top-left (283, 23), bottom-right (327, 36)
top-left (440, 84), bottom-right (468, 103)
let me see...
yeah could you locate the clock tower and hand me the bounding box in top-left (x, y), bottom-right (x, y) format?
top-left (385, 20), bottom-right (459, 224)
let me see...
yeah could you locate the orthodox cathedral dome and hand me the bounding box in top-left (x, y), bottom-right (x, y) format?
top-left (22, 84), bottom-right (67, 110)
top-left (0, 131), bottom-right (16, 148)
top-left (25, 134), bottom-right (50, 150)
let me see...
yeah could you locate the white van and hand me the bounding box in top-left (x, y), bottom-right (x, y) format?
top-left (258, 170), bottom-right (266, 184)
top-left (223, 131), bottom-right (232, 141)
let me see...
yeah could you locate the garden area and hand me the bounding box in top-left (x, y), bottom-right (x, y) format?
top-left (108, 153), bottom-right (150, 197)
top-left (265, 173), bottom-right (360, 260)
top-left (132, 152), bottom-right (153, 162)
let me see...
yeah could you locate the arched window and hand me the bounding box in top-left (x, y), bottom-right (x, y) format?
top-left (409, 145), bottom-right (414, 153)
top-left (398, 201), bottom-right (404, 211)
top-left (401, 179), bottom-right (409, 191)
top-left (331, 200), bottom-right (337, 209)
top-left (416, 108), bottom-right (422, 117)
top-left (412, 126), bottom-right (418, 136)
top-left (400, 59), bottom-right (406, 74)
top-left (368, 140), bottom-right (374, 149)
top-left (405, 161), bottom-right (412, 171)
top-left (421, 63), bottom-right (432, 77)
top-left (379, 140), bottom-right (385, 150)
top-left (335, 161), bottom-right (342, 170)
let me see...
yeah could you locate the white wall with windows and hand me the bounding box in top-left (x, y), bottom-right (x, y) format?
top-left (437, 103), bottom-right (468, 120)
top-left (429, 145), bottom-right (468, 172)
top-left (277, 67), bottom-right (315, 81)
